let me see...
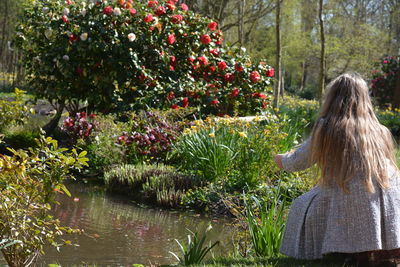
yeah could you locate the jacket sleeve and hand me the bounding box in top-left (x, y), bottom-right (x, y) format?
top-left (281, 138), bottom-right (314, 172)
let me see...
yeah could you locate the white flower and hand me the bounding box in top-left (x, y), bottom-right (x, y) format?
top-left (63, 8), bottom-right (70, 16)
top-left (80, 32), bottom-right (88, 41)
top-left (42, 7), bottom-right (49, 13)
top-left (63, 55), bottom-right (70, 61)
top-left (127, 33), bottom-right (136, 42)
top-left (113, 7), bottom-right (121, 16)
top-left (80, 9), bottom-right (87, 16)
top-left (53, 58), bottom-right (57, 63)
top-left (153, 17), bottom-right (159, 25)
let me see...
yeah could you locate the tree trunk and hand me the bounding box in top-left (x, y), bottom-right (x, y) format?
top-left (318, 0), bottom-right (325, 104)
top-left (273, 0), bottom-right (282, 108)
top-left (299, 61), bottom-right (308, 91)
top-left (43, 101), bottom-right (66, 134)
top-left (238, 0), bottom-right (245, 49)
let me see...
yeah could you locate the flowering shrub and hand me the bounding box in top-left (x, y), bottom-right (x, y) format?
top-left (371, 56), bottom-right (400, 107)
top-left (14, 0), bottom-right (274, 116)
top-left (117, 111), bottom-right (182, 164)
top-left (61, 112), bottom-right (97, 144)
top-left (376, 107), bottom-right (400, 137)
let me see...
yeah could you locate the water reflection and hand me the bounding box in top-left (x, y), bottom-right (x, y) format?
top-left (9, 182), bottom-right (233, 266)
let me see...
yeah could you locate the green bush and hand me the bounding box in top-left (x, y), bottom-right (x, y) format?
top-left (0, 135), bottom-right (88, 266)
top-left (173, 113), bottom-right (303, 190)
top-left (104, 163), bottom-right (196, 207)
top-left (376, 107), bottom-right (400, 137)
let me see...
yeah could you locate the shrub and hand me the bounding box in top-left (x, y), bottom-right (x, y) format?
top-left (0, 135), bottom-right (88, 266)
top-left (0, 88), bottom-right (32, 133)
top-left (377, 107), bottom-right (400, 137)
top-left (172, 113), bottom-right (303, 189)
top-left (14, 0), bottom-right (274, 116)
top-left (371, 56), bottom-right (400, 107)
top-left (117, 110), bottom-right (184, 164)
top-left (104, 163), bottom-right (196, 207)
top-left (61, 112), bottom-right (98, 145)
top-left (80, 114), bottom-right (128, 172)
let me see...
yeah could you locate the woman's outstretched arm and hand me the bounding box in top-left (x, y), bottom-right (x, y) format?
top-left (275, 138), bottom-right (314, 172)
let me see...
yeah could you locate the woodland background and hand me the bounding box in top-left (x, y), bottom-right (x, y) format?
top-left (1, 0), bottom-right (399, 99)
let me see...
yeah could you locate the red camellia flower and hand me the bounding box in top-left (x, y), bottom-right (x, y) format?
top-left (262, 101), bottom-right (268, 109)
top-left (210, 99), bottom-right (219, 105)
top-left (182, 97), bottom-right (189, 108)
top-left (235, 63), bottom-right (244, 72)
top-left (62, 15), bottom-right (69, 23)
top-left (216, 37), bottom-right (223, 45)
top-left (171, 104), bottom-right (179, 110)
top-left (224, 73), bottom-right (235, 83)
top-left (259, 93), bottom-right (267, 99)
top-left (171, 14), bottom-right (183, 24)
top-left (167, 34), bottom-right (176, 45)
top-left (129, 8), bottom-right (137, 16)
top-left (188, 56), bottom-right (195, 64)
top-left (148, 0), bottom-right (158, 8)
top-left (250, 71), bottom-right (260, 83)
top-left (197, 56), bottom-right (208, 66)
top-left (208, 21), bottom-right (218, 31)
top-left (68, 34), bottom-right (77, 42)
top-left (103, 6), bottom-right (113, 15)
top-left (218, 61), bottom-right (227, 71)
top-left (166, 3), bottom-right (176, 10)
top-left (167, 91), bottom-right (175, 100)
top-left (200, 34), bottom-right (211, 45)
top-left (181, 3), bottom-right (189, 11)
top-left (231, 88), bottom-right (240, 97)
top-left (209, 66), bottom-right (216, 72)
top-left (144, 14), bottom-right (154, 22)
top-left (209, 49), bottom-right (219, 56)
top-left (266, 68), bottom-right (275, 77)
top-left (65, 0), bottom-right (73, 5)
top-left (155, 6), bottom-right (166, 16)
top-left (170, 55), bottom-right (177, 66)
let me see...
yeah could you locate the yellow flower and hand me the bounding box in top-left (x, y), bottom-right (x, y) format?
top-left (209, 133), bottom-right (215, 138)
top-left (238, 131), bottom-right (247, 138)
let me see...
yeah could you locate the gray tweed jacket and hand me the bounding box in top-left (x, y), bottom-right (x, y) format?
top-left (279, 139), bottom-right (400, 259)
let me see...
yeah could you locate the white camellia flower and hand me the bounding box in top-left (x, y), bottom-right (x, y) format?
top-left (128, 33), bottom-right (136, 42)
top-left (63, 55), bottom-right (70, 61)
top-left (80, 33), bottom-right (88, 41)
top-left (42, 7), bottom-right (49, 13)
top-left (153, 17), bottom-right (159, 25)
top-left (63, 8), bottom-right (70, 16)
top-left (113, 7), bottom-right (121, 16)
top-left (80, 9), bottom-right (87, 16)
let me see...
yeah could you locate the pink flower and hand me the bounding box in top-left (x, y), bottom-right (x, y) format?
top-left (144, 14), bottom-right (154, 23)
top-left (200, 34), bottom-right (211, 45)
top-left (65, 0), bottom-right (73, 5)
top-left (383, 60), bottom-right (389, 64)
top-left (250, 71), bottom-right (260, 83)
top-left (216, 37), bottom-right (223, 45)
top-left (68, 34), bottom-right (77, 42)
top-left (166, 3), bottom-right (176, 10)
top-left (148, 0), bottom-right (158, 8)
top-left (62, 15), bottom-right (69, 23)
top-left (129, 8), bottom-right (137, 16)
top-left (209, 49), bottom-right (219, 56)
top-left (171, 14), bottom-right (183, 24)
top-left (103, 6), bottom-right (113, 15)
top-left (155, 6), bottom-right (166, 16)
top-left (266, 68), bottom-right (275, 77)
top-left (167, 34), bottom-right (176, 45)
top-left (208, 21), bottom-right (218, 31)
top-left (188, 56), bottom-right (195, 64)
top-left (181, 3), bottom-right (189, 11)
top-left (208, 66), bottom-right (216, 72)
top-left (218, 61), bottom-right (227, 71)
top-left (170, 55), bottom-right (177, 66)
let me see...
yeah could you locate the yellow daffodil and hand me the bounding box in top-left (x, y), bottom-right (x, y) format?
top-left (238, 131), bottom-right (247, 138)
top-left (209, 132), bottom-right (215, 138)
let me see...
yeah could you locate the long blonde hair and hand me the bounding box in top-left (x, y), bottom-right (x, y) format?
top-left (310, 72), bottom-right (398, 193)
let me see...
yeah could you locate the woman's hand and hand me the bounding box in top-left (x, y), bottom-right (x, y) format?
top-left (274, 154), bottom-right (284, 169)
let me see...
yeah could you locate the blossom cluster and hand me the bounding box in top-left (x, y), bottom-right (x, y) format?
top-left (61, 112), bottom-right (97, 143)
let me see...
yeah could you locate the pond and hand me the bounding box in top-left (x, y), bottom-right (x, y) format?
top-left (0, 182), bottom-right (235, 266)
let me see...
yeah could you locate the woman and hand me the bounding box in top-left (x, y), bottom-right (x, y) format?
top-left (275, 73), bottom-right (400, 266)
